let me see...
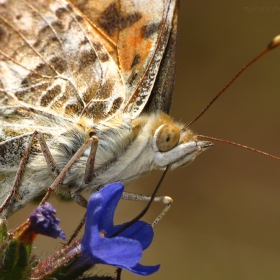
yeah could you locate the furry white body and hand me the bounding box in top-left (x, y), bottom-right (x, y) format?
top-left (0, 111), bottom-right (211, 217)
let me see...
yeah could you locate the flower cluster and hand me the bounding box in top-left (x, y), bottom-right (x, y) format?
top-left (0, 183), bottom-right (160, 279)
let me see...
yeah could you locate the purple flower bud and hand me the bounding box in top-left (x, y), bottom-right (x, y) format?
top-left (29, 202), bottom-right (65, 240)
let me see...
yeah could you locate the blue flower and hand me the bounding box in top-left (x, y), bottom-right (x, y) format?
top-left (79, 182), bottom-right (160, 276)
top-left (29, 202), bottom-right (66, 240)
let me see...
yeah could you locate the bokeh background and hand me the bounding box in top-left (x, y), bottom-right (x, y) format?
top-left (8, 1), bottom-right (280, 279)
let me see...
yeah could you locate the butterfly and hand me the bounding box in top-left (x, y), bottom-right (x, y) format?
top-left (0, 0), bottom-right (212, 218)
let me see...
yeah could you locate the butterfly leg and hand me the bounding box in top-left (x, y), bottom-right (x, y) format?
top-left (121, 192), bottom-right (173, 227)
top-left (41, 136), bottom-right (98, 205)
top-left (66, 212), bottom-right (86, 246)
top-left (65, 135), bottom-right (98, 209)
top-left (0, 131), bottom-right (60, 214)
top-left (84, 135), bottom-right (98, 184)
top-left (66, 136), bottom-right (98, 244)
top-left (0, 133), bottom-right (35, 213)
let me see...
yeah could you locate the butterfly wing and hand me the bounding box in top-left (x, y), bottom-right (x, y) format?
top-left (72, 0), bottom-right (178, 118)
top-left (0, 0), bottom-right (125, 123)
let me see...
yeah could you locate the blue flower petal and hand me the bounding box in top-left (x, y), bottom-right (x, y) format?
top-left (82, 192), bottom-right (103, 246)
top-left (127, 263), bottom-right (160, 276)
top-left (98, 182), bottom-right (124, 231)
top-left (82, 185), bottom-right (142, 268)
top-left (87, 236), bottom-right (142, 268)
top-left (108, 221), bottom-right (153, 250)
top-left (79, 183), bottom-right (159, 276)
top-left (97, 182), bottom-right (154, 250)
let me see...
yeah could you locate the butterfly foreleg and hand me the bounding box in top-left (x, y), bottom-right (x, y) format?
top-left (121, 192), bottom-right (173, 227)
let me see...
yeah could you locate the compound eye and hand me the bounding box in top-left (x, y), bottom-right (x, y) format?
top-left (156, 125), bottom-right (180, 152)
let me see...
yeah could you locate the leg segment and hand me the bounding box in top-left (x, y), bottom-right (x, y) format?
top-left (67, 137), bottom-right (99, 244)
top-left (70, 135), bottom-right (98, 208)
top-left (0, 132), bottom-right (36, 213)
top-left (84, 136), bottom-right (98, 184)
top-left (40, 136), bottom-right (97, 204)
top-left (121, 191), bottom-right (173, 227)
top-left (0, 131), bottom-right (62, 214)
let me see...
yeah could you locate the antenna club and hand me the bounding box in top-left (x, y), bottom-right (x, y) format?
top-left (267, 35), bottom-right (280, 50)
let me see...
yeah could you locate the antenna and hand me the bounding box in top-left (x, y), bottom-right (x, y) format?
top-left (197, 135), bottom-right (280, 161)
top-left (184, 35), bottom-right (280, 130)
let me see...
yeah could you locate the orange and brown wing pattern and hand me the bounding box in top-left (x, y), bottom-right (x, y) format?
top-left (72, 0), bottom-right (178, 118)
top-left (0, 0), bottom-right (124, 124)
top-left (118, 0), bottom-right (177, 118)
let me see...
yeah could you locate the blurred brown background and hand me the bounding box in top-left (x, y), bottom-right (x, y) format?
top-left (8, 0), bottom-right (280, 279)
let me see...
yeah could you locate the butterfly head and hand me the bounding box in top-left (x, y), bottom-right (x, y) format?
top-left (150, 114), bottom-right (213, 170)
top-left (132, 112), bottom-right (213, 171)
